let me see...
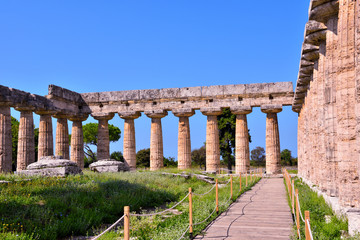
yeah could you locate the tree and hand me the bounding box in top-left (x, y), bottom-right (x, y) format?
top-left (164, 156), bottom-right (177, 167)
top-left (280, 149), bottom-right (297, 166)
top-left (250, 146), bottom-right (265, 166)
top-left (110, 151), bottom-right (124, 162)
top-left (136, 148), bottom-right (150, 168)
top-left (82, 122), bottom-right (121, 165)
top-left (191, 145), bottom-right (206, 170)
top-left (217, 109), bottom-right (252, 170)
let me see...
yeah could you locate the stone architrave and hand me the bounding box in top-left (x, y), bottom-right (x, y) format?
top-left (119, 111), bottom-right (141, 170)
top-left (173, 108), bottom-right (195, 170)
top-left (70, 115), bottom-right (88, 169)
top-left (145, 110), bottom-right (168, 171)
top-left (54, 115), bottom-right (70, 160)
top-left (0, 105), bottom-right (12, 173)
top-left (231, 106), bottom-right (252, 174)
top-left (16, 108), bottom-right (35, 171)
top-left (261, 105), bottom-right (282, 174)
top-left (93, 113), bottom-right (115, 160)
top-left (36, 111), bottom-right (55, 160)
top-left (201, 107), bottom-right (223, 173)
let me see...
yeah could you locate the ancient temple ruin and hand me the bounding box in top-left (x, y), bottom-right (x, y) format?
top-left (0, 82), bottom-right (293, 174)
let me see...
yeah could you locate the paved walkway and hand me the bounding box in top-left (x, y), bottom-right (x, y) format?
top-left (194, 178), bottom-right (293, 240)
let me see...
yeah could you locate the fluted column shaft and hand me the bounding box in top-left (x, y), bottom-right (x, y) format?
top-left (235, 114), bottom-right (250, 174)
top-left (38, 114), bottom-right (54, 160)
top-left (17, 110), bottom-right (35, 170)
top-left (119, 112), bottom-right (141, 170)
top-left (0, 106), bottom-right (12, 172)
top-left (97, 119), bottom-right (109, 160)
top-left (70, 120), bottom-right (85, 169)
top-left (55, 118), bottom-right (69, 159)
top-left (146, 110), bottom-right (167, 171)
top-left (261, 106), bottom-right (282, 174)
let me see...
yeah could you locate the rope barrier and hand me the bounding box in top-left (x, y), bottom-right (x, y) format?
top-left (92, 215), bottom-right (125, 240)
top-left (193, 205), bottom-right (218, 226)
top-left (177, 225), bottom-right (190, 240)
top-left (296, 194), bottom-right (305, 223)
top-left (193, 184), bottom-right (216, 196)
top-left (131, 192), bottom-right (190, 217)
top-left (306, 219), bottom-right (314, 240)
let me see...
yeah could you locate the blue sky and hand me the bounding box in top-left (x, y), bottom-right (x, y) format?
top-left (0, 1), bottom-right (309, 159)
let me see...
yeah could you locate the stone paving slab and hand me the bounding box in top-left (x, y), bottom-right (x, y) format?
top-left (194, 178), bottom-right (293, 240)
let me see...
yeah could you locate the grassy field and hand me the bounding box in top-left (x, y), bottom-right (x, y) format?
top-left (0, 169), bottom-right (260, 240)
top-left (285, 177), bottom-right (360, 240)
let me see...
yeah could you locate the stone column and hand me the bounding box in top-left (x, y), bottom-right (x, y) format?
top-left (231, 106), bottom-right (252, 174)
top-left (70, 115), bottom-right (88, 169)
top-left (16, 108), bottom-right (35, 171)
top-left (36, 111), bottom-right (55, 160)
top-left (145, 110), bottom-right (168, 171)
top-left (93, 113), bottom-right (114, 160)
top-left (119, 111), bottom-right (141, 170)
top-left (173, 109), bottom-right (195, 170)
top-left (0, 105), bottom-right (12, 172)
top-left (54, 115), bottom-right (69, 159)
top-left (261, 105), bottom-right (282, 174)
top-left (201, 108), bottom-right (222, 173)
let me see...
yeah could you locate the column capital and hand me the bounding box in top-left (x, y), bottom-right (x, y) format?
top-left (231, 106), bottom-right (252, 115)
top-left (172, 108), bottom-right (195, 117)
top-left (92, 112), bottom-right (114, 121)
top-left (14, 106), bottom-right (35, 112)
top-left (35, 110), bottom-right (57, 116)
top-left (261, 105), bottom-right (282, 114)
top-left (119, 111), bottom-right (141, 120)
top-left (200, 107), bottom-right (222, 116)
top-left (145, 109), bottom-right (168, 119)
top-left (69, 114), bottom-right (88, 122)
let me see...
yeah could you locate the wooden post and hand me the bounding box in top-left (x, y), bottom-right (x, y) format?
top-left (124, 206), bottom-right (130, 240)
top-left (246, 173), bottom-right (248, 187)
top-left (239, 173), bottom-right (242, 192)
top-left (216, 179), bottom-right (219, 213)
top-left (295, 189), bottom-right (300, 237)
top-left (230, 175), bottom-right (233, 199)
top-left (291, 180), bottom-right (295, 214)
top-left (305, 210), bottom-right (310, 240)
top-left (189, 187), bottom-right (193, 237)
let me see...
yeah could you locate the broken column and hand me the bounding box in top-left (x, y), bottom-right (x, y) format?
top-left (93, 113), bottom-right (114, 160)
top-left (36, 111), bottom-right (55, 160)
top-left (0, 104), bottom-right (12, 173)
top-left (261, 105), bottom-right (282, 174)
top-left (119, 111), bottom-right (141, 170)
top-left (16, 107), bottom-right (35, 171)
top-left (201, 108), bottom-right (222, 173)
top-left (231, 106), bottom-right (252, 174)
top-left (70, 115), bottom-right (88, 169)
top-left (145, 110), bottom-right (168, 171)
top-left (54, 115), bottom-right (70, 159)
top-left (173, 108), bottom-right (195, 170)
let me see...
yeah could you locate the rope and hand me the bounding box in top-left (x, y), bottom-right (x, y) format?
top-left (92, 215), bottom-right (125, 240)
top-left (193, 184), bottom-right (216, 196)
top-left (131, 192), bottom-right (190, 217)
top-left (307, 219), bottom-right (314, 240)
top-left (294, 216), bottom-right (301, 239)
top-left (296, 194), bottom-right (305, 223)
top-left (193, 204), bottom-right (217, 226)
top-left (220, 193), bottom-right (233, 207)
top-left (221, 178), bottom-right (232, 186)
top-left (177, 225), bottom-right (190, 240)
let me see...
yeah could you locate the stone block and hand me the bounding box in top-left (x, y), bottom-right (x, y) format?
top-left (89, 159), bottom-right (130, 173)
top-left (202, 85), bottom-right (224, 97)
top-left (139, 89), bottom-right (160, 100)
top-left (159, 88), bottom-right (180, 99)
top-left (223, 84), bottom-right (246, 95)
top-left (179, 86), bottom-right (202, 98)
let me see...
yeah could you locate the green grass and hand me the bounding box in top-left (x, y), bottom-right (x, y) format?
top-left (0, 170), bottom-right (261, 240)
top-left (285, 177), bottom-right (360, 240)
top-left (287, 169), bottom-right (298, 174)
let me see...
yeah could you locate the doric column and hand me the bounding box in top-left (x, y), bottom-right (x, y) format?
top-left (16, 108), bottom-right (35, 171)
top-left (70, 115), bottom-right (88, 169)
top-left (173, 109), bottom-right (195, 170)
top-left (0, 105), bottom-right (12, 173)
top-left (231, 106), bottom-right (252, 174)
top-left (92, 113), bottom-right (114, 160)
top-left (54, 115), bottom-right (69, 159)
top-left (201, 108), bottom-right (222, 173)
top-left (119, 111), bottom-right (141, 170)
top-left (36, 111), bottom-right (55, 160)
top-left (261, 105), bottom-right (282, 174)
top-left (145, 110), bottom-right (168, 171)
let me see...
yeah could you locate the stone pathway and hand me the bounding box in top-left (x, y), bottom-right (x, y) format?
top-left (194, 177), bottom-right (293, 240)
